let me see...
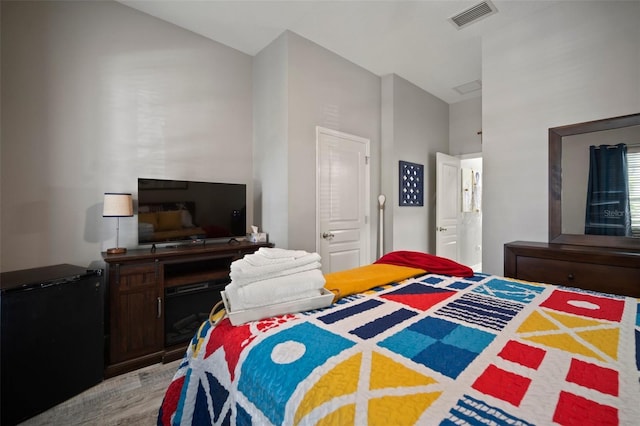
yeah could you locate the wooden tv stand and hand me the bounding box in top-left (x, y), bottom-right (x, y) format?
top-left (102, 241), bottom-right (271, 378)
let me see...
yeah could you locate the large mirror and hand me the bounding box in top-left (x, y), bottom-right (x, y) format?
top-left (549, 113), bottom-right (640, 249)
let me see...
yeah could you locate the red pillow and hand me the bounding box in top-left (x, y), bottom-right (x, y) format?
top-left (375, 251), bottom-right (473, 277)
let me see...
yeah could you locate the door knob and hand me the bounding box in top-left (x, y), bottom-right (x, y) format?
top-left (322, 232), bottom-right (335, 240)
top-left (437, 227), bottom-right (447, 232)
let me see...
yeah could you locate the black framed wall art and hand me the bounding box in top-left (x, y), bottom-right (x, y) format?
top-left (399, 160), bottom-right (424, 206)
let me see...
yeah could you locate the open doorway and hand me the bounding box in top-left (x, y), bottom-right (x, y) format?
top-left (459, 154), bottom-right (482, 271)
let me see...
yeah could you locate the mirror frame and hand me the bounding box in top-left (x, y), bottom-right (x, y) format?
top-left (549, 112), bottom-right (640, 249)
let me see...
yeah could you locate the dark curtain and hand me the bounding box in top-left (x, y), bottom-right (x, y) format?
top-left (585, 143), bottom-right (631, 236)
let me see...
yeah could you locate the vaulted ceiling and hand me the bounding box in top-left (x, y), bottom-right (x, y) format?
top-left (119, 1), bottom-right (557, 104)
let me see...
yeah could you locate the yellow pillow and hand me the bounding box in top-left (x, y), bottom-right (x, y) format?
top-left (138, 212), bottom-right (159, 229)
top-left (324, 263), bottom-right (426, 300)
top-left (156, 210), bottom-right (183, 231)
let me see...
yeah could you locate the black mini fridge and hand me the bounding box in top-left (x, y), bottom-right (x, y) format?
top-left (0, 264), bottom-right (104, 425)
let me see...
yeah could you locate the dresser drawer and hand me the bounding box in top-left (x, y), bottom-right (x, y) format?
top-left (504, 241), bottom-right (640, 298)
top-left (515, 256), bottom-right (639, 295)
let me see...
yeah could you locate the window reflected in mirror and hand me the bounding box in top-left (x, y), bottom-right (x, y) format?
top-left (561, 124), bottom-right (640, 237)
top-left (628, 147), bottom-right (640, 236)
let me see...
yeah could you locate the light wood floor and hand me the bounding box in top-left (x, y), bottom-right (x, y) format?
top-left (19, 359), bottom-right (181, 426)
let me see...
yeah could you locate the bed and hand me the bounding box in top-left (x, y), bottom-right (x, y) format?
top-left (157, 252), bottom-right (640, 425)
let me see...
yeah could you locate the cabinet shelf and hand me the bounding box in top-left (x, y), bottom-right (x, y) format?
top-left (164, 270), bottom-right (230, 288)
top-left (163, 254), bottom-right (234, 288)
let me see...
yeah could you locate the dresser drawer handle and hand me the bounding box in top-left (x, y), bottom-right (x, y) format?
top-left (567, 273), bottom-right (575, 281)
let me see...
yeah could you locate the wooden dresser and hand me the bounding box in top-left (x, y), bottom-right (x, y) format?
top-left (504, 241), bottom-right (640, 298)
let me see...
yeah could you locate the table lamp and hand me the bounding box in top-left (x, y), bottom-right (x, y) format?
top-left (103, 192), bottom-right (133, 254)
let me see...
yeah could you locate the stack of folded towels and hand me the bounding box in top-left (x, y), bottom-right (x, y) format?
top-left (224, 247), bottom-right (325, 311)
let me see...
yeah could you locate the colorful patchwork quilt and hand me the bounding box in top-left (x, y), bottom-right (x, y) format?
top-left (158, 273), bottom-right (640, 425)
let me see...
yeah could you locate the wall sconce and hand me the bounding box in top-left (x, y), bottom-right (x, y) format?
top-left (103, 193), bottom-right (133, 254)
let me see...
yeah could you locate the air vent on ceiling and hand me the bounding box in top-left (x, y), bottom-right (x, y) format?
top-left (449, 0), bottom-right (498, 29)
top-left (453, 80), bottom-right (482, 95)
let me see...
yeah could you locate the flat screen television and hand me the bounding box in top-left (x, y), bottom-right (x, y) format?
top-left (137, 178), bottom-right (246, 246)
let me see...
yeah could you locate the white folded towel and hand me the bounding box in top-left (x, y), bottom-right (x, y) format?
top-left (256, 247), bottom-right (311, 259)
top-left (226, 288), bottom-right (322, 312)
top-left (225, 269), bottom-right (326, 310)
top-left (230, 252), bottom-right (321, 286)
top-left (231, 261), bottom-right (323, 287)
top-left (243, 253), bottom-right (296, 267)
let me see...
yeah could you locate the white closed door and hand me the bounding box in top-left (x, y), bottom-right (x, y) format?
top-left (316, 127), bottom-right (370, 273)
top-left (436, 152), bottom-right (460, 261)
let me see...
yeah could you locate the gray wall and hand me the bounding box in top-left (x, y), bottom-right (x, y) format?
top-left (450, 97), bottom-right (482, 156)
top-left (381, 75), bottom-right (449, 254)
top-left (482, 1), bottom-right (640, 275)
top-left (3, 2), bottom-right (443, 272)
top-left (1, 1), bottom-right (254, 270)
top-left (5, 0), bottom-right (558, 273)
top-left (254, 32), bottom-right (381, 259)
top-left (287, 33), bottom-right (381, 257)
top-left (253, 32), bottom-right (289, 246)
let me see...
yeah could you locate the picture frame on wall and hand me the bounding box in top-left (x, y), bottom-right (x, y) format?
top-left (399, 160), bottom-right (424, 206)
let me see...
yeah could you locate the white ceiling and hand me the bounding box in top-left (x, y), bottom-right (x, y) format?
top-left (119, 0), bottom-right (557, 104)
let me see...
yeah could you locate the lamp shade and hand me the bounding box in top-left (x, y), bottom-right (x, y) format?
top-left (103, 193), bottom-right (133, 217)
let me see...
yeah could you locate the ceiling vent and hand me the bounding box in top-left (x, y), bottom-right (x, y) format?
top-left (449, 1), bottom-right (498, 29)
top-left (453, 80), bottom-right (482, 95)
